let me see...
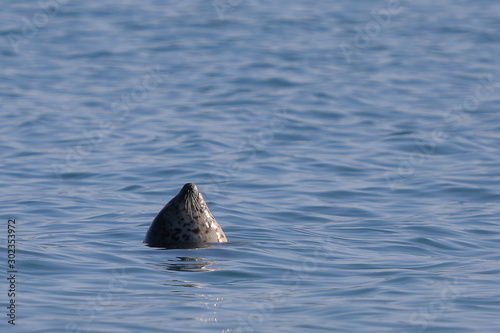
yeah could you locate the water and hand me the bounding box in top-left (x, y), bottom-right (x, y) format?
top-left (1, 0), bottom-right (500, 332)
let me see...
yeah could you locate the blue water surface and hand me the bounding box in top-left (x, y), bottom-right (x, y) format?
top-left (1, 0), bottom-right (500, 332)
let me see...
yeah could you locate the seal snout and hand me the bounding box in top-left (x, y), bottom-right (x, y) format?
top-left (182, 183), bottom-right (198, 194)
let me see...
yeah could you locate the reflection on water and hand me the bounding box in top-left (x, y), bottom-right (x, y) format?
top-left (156, 256), bottom-right (218, 272)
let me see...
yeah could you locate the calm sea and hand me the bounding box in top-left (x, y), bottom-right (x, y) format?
top-left (1, 0), bottom-right (500, 332)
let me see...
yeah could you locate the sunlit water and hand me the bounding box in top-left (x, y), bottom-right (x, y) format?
top-left (1, 0), bottom-right (500, 332)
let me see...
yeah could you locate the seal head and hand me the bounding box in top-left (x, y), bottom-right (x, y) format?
top-left (144, 183), bottom-right (228, 248)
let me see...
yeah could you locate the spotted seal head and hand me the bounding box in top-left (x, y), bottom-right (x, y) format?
top-left (144, 183), bottom-right (228, 248)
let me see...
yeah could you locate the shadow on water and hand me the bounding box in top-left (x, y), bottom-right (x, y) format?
top-left (144, 243), bottom-right (220, 273)
top-left (144, 241), bottom-right (248, 273)
top-left (155, 256), bottom-right (218, 272)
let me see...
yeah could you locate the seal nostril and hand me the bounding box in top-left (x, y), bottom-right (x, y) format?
top-left (182, 183), bottom-right (197, 193)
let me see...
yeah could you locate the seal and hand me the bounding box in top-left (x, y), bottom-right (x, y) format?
top-left (144, 183), bottom-right (228, 248)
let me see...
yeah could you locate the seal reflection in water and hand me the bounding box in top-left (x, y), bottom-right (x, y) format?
top-left (144, 183), bottom-right (228, 248)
